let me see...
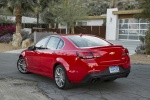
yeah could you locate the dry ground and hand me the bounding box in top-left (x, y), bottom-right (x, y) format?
top-left (0, 43), bottom-right (21, 53)
top-left (130, 54), bottom-right (150, 65)
top-left (0, 43), bottom-right (150, 64)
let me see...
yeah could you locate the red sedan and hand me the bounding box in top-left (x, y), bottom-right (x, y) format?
top-left (17, 34), bottom-right (130, 89)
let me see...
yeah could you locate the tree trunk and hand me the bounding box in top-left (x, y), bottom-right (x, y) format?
top-left (111, 0), bottom-right (116, 8)
top-left (12, 5), bottom-right (22, 47)
top-left (71, 24), bottom-right (75, 34)
top-left (66, 23), bottom-right (70, 34)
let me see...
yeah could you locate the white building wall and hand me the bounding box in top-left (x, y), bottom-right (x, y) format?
top-left (77, 20), bottom-right (103, 26)
top-left (1, 15), bottom-right (38, 23)
top-left (106, 8), bottom-right (119, 40)
top-left (58, 24), bottom-right (67, 29)
top-left (22, 16), bottom-right (37, 23)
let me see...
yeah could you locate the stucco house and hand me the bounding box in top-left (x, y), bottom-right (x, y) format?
top-left (106, 8), bottom-right (147, 41)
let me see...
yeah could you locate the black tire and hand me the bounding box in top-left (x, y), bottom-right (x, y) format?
top-left (104, 78), bottom-right (116, 82)
top-left (54, 65), bottom-right (72, 89)
top-left (17, 57), bottom-right (29, 74)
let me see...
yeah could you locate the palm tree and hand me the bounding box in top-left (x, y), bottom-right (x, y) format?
top-left (31, 0), bottom-right (50, 28)
top-left (0, 0), bottom-right (35, 47)
top-left (111, 0), bottom-right (116, 8)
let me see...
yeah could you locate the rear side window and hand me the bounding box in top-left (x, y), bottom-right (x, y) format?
top-left (67, 36), bottom-right (110, 47)
top-left (47, 37), bottom-right (60, 50)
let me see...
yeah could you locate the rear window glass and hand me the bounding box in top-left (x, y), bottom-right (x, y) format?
top-left (67, 36), bottom-right (111, 47)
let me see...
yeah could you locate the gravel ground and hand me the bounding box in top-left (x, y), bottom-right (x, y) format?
top-left (130, 54), bottom-right (150, 65)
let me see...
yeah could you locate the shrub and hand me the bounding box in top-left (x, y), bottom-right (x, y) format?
top-left (0, 33), bottom-right (13, 43)
top-left (135, 26), bottom-right (150, 55)
top-left (0, 25), bottom-right (15, 43)
top-left (20, 30), bottom-right (30, 41)
top-left (0, 25), bottom-right (16, 36)
top-left (135, 35), bottom-right (146, 54)
top-left (145, 26), bottom-right (150, 55)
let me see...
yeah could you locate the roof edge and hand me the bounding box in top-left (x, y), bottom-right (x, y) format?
top-left (113, 9), bottom-right (143, 15)
top-left (82, 16), bottom-right (106, 19)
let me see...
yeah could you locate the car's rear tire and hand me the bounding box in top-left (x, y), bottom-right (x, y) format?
top-left (17, 57), bottom-right (29, 74)
top-left (54, 65), bottom-right (72, 89)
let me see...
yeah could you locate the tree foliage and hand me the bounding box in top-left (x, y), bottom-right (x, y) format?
top-left (88, 2), bottom-right (109, 16)
top-left (137, 0), bottom-right (150, 19)
top-left (30, 0), bottom-right (52, 27)
top-left (137, 0), bottom-right (150, 54)
top-left (0, 0), bottom-right (35, 16)
top-left (41, 0), bottom-right (88, 33)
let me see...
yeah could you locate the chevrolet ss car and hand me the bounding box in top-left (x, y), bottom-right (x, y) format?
top-left (17, 34), bottom-right (130, 89)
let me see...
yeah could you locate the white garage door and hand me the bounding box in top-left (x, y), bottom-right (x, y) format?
top-left (119, 18), bottom-right (148, 40)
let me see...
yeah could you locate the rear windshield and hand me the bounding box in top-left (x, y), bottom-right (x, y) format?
top-left (67, 36), bottom-right (111, 47)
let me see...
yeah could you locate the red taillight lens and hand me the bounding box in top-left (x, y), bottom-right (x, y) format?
top-left (76, 51), bottom-right (101, 59)
top-left (122, 48), bottom-right (129, 56)
top-left (93, 52), bottom-right (101, 58)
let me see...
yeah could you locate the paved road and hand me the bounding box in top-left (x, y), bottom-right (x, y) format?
top-left (0, 53), bottom-right (150, 100)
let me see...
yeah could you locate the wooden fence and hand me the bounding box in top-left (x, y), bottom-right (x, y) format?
top-left (32, 26), bottom-right (106, 39)
top-left (74, 26), bottom-right (106, 39)
top-left (32, 28), bottom-right (66, 34)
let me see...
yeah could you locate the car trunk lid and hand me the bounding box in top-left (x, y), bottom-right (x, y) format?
top-left (82, 45), bottom-right (128, 65)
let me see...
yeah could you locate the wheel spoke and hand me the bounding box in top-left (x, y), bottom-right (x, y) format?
top-left (56, 69), bottom-right (60, 75)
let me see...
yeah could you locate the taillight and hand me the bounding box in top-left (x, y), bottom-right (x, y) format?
top-left (76, 51), bottom-right (101, 59)
top-left (122, 48), bottom-right (129, 56)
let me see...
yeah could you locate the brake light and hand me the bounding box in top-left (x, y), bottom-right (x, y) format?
top-left (76, 51), bottom-right (101, 59)
top-left (122, 48), bottom-right (129, 56)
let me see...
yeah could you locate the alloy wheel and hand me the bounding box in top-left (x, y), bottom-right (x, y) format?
top-left (55, 67), bottom-right (65, 88)
top-left (17, 58), bottom-right (28, 74)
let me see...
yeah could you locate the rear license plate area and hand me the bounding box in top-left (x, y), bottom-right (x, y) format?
top-left (109, 66), bottom-right (120, 73)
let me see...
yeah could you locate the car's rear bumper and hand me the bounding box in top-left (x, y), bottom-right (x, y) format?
top-left (81, 66), bottom-right (130, 83)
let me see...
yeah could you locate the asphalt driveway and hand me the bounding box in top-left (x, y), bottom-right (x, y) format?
top-left (0, 53), bottom-right (150, 100)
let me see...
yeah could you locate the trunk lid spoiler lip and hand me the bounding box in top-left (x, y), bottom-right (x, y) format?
top-left (78, 45), bottom-right (124, 49)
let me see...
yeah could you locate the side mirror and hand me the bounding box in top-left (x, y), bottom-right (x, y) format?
top-left (28, 45), bottom-right (35, 51)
